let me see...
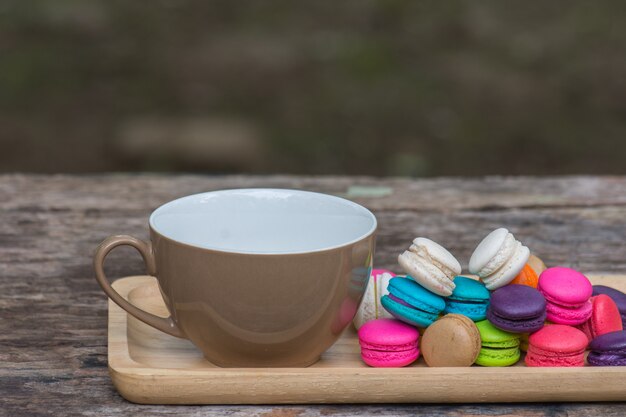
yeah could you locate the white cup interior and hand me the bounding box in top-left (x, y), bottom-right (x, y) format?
top-left (149, 189), bottom-right (377, 254)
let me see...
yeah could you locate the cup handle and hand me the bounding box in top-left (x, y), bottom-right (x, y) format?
top-left (94, 235), bottom-right (185, 338)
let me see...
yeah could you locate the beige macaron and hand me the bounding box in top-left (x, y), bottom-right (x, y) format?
top-left (398, 237), bottom-right (461, 296)
top-left (421, 314), bottom-right (481, 367)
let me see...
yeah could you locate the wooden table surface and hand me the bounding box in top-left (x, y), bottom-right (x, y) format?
top-left (3, 174), bottom-right (626, 416)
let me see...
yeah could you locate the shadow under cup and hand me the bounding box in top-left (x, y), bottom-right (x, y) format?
top-left (95, 189), bottom-right (377, 367)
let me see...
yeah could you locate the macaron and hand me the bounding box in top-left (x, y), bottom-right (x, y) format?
top-left (486, 284), bottom-right (546, 333)
top-left (527, 254), bottom-right (547, 275)
top-left (469, 228), bottom-right (530, 290)
top-left (358, 318), bottom-right (420, 367)
top-left (587, 330), bottom-right (626, 366)
top-left (576, 295), bottom-right (623, 342)
top-left (421, 314), bottom-right (481, 367)
top-left (444, 276), bottom-right (490, 321)
top-left (353, 269), bottom-right (395, 329)
top-left (519, 332), bottom-right (530, 352)
top-left (509, 263), bottom-right (539, 288)
top-left (593, 285), bottom-right (626, 326)
top-left (525, 324), bottom-right (588, 367)
top-left (382, 277), bottom-right (446, 327)
top-left (475, 320), bottom-right (521, 366)
top-left (398, 237), bottom-right (461, 296)
top-left (538, 267), bottom-right (592, 325)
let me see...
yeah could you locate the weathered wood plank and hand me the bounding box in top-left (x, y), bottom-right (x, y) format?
top-left (2, 174), bottom-right (626, 416)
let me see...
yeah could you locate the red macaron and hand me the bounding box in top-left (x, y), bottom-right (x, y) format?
top-left (576, 294), bottom-right (624, 342)
top-left (525, 324), bottom-right (588, 367)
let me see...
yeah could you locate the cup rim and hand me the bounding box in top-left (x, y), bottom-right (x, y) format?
top-left (148, 188), bottom-right (377, 255)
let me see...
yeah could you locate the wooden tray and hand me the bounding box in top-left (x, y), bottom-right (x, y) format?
top-left (109, 275), bottom-right (626, 404)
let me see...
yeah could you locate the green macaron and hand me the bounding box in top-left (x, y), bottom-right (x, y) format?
top-left (475, 320), bottom-right (521, 367)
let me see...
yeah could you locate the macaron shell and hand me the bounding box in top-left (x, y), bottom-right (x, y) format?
top-left (413, 237), bottom-right (462, 275)
top-left (469, 228), bottom-right (509, 274)
top-left (421, 314), bottom-right (481, 367)
top-left (587, 351), bottom-right (626, 366)
top-left (448, 276), bottom-right (490, 301)
top-left (476, 320), bottom-right (520, 346)
top-left (538, 267), bottom-right (593, 306)
top-left (361, 347), bottom-right (419, 367)
top-left (525, 348), bottom-right (585, 367)
top-left (582, 295), bottom-right (623, 340)
top-left (381, 295), bottom-right (439, 327)
top-left (592, 285), bottom-right (626, 326)
top-left (509, 263), bottom-right (539, 288)
top-left (475, 346), bottom-right (520, 367)
top-left (528, 324), bottom-right (588, 354)
top-left (545, 299), bottom-right (592, 325)
top-left (481, 244), bottom-right (530, 290)
top-left (387, 277), bottom-right (446, 313)
top-left (489, 284), bottom-right (547, 319)
top-left (487, 309), bottom-right (547, 333)
top-left (358, 318), bottom-right (420, 346)
top-left (444, 300), bottom-right (489, 321)
top-left (398, 250), bottom-right (455, 296)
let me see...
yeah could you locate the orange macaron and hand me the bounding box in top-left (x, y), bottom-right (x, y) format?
top-left (509, 263), bottom-right (539, 288)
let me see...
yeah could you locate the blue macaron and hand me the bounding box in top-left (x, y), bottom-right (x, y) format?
top-left (444, 276), bottom-right (491, 321)
top-left (381, 276), bottom-right (446, 327)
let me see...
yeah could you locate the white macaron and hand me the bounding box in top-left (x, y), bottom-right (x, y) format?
top-left (469, 228), bottom-right (530, 290)
top-left (353, 269), bottom-right (395, 329)
top-left (397, 237), bottom-right (462, 296)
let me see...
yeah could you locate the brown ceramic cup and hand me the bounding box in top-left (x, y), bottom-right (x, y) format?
top-left (94, 189), bottom-right (376, 367)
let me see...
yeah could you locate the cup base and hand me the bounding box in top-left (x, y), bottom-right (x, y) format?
top-left (204, 355), bottom-right (322, 368)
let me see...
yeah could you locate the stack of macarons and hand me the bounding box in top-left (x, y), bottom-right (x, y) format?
top-left (522, 266), bottom-right (625, 366)
top-left (355, 228), bottom-right (626, 368)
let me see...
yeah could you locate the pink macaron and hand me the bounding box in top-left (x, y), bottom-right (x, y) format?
top-left (525, 324), bottom-right (588, 367)
top-left (576, 294), bottom-right (624, 342)
top-left (358, 318), bottom-right (419, 367)
top-left (538, 267), bottom-right (592, 325)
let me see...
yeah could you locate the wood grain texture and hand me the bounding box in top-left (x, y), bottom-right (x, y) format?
top-left (110, 275), bottom-right (626, 404)
top-left (2, 174), bottom-right (626, 416)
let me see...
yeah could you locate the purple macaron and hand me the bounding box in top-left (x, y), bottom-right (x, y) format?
top-left (487, 284), bottom-right (546, 333)
top-left (587, 330), bottom-right (626, 366)
top-left (593, 285), bottom-right (626, 326)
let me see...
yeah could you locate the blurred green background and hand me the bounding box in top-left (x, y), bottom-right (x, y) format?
top-left (1, 0), bottom-right (625, 176)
